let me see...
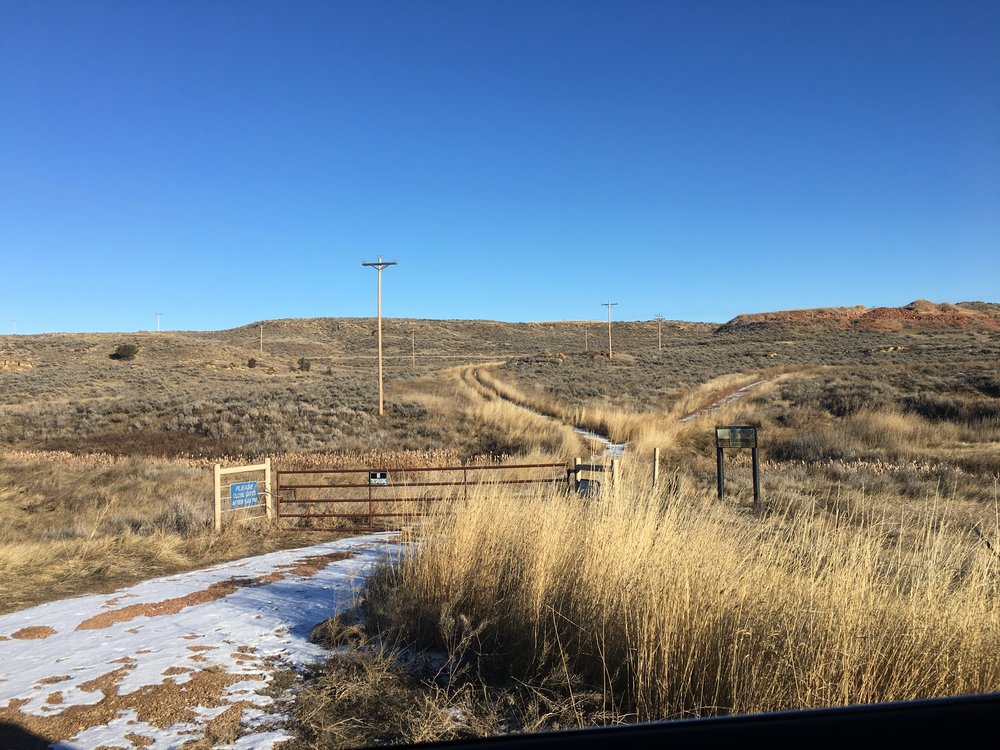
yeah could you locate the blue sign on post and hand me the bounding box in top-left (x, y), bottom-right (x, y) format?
top-left (230, 480), bottom-right (259, 509)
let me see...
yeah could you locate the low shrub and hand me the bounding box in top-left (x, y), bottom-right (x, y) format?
top-left (109, 343), bottom-right (139, 361)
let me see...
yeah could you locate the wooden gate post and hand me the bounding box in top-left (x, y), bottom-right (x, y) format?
top-left (571, 457), bottom-right (580, 491)
top-left (264, 457), bottom-right (273, 520)
top-left (213, 464), bottom-right (222, 531)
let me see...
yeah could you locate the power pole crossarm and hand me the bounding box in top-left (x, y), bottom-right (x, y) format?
top-left (362, 256), bottom-right (398, 416)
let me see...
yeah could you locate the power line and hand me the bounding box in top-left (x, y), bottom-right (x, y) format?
top-left (602, 302), bottom-right (618, 360)
top-left (361, 256), bottom-right (398, 416)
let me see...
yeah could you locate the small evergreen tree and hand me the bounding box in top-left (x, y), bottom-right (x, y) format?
top-left (298, 357), bottom-right (311, 371)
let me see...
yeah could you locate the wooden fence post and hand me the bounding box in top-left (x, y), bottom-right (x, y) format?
top-left (214, 464), bottom-right (222, 531)
top-left (610, 459), bottom-right (618, 487)
top-left (572, 457), bottom-right (580, 492)
top-left (264, 457), bottom-right (273, 520)
top-left (652, 447), bottom-right (659, 488)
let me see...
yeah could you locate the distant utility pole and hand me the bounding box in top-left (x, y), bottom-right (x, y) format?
top-left (654, 314), bottom-right (664, 351)
top-left (155, 313), bottom-right (161, 333)
top-left (602, 302), bottom-right (618, 360)
top-left (411, 330), bottom-right (416, 369)
top-left (259, 322), bottom-right (264, 353)
top-left (362, 256), bottom-right (398, 416)
top-left (585, 327), bottom-right (589, 352)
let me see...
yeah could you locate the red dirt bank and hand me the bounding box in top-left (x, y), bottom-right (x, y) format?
top-left (719, 300), bottom-right (999, 332)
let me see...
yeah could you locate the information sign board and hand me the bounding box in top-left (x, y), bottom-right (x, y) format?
top-left (716, 425), bottom-right (757, 449)
top-left (369, 471), bottom-right (388, 486)
top-left (230, 480), bottom-right (260, 508)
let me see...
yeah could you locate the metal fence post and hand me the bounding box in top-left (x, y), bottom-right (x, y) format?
top-left (752, 447), bottom-right (761, 507)
top-left (274, 468), bottom-right (281, 520)
top-left (716, 448), bottom-right (725, 501)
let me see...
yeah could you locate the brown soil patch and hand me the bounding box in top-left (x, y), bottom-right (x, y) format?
top-left (73, 556), bottom-right (350, 632)
top-left (279, 550), bottom-right (357, 577)
top-left (125, 732), bottom-right (154, 747)
top-left (45, 692), bottom-right (63, 705)
top-left (0, 664), bottom-right (243, 748)
top-left (162, 666), bottom-right (194, 677)
top-left (10, 625), bottom-right (56, 640)
top-left (37, 675), bottom-right (71, 685)
top-left (187, 645), bottom-right (215, 653)
top-left (178, 703), bottom-right (245, 749)
top-left (76, 578), bottom-right (256, 631)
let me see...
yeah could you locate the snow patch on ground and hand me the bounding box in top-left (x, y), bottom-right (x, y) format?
top-left (1, 532), bottom-right (398, 749)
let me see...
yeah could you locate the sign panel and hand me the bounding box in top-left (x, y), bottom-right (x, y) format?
top-left (716, 425), bottom-right (757, 449)
top-left (369, 471), bottom-right (389, 486)
top-left (230, 480), bottom-right (260, 508)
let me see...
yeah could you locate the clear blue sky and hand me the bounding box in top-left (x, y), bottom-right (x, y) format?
top-left (2, 0), bottom-right (997, 333)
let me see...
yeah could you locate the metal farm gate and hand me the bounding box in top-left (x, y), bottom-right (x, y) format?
top-left (274, 462), bottom-right (567, 528)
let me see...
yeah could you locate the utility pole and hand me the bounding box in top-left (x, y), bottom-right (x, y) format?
top-left (259, 322), bottom-right (263, 353)
top-left (602, 302), bottom-right (618, 360)
top-left (654, 314), bottom-right (664, 351)
top-left (411, 330), bottom-right (416, 369)
top-left (585, 327), bottom-right (589, 352)
top-left (362, 256), bottom-right (398, 416)
top-left (155, 313), bottom-right (161, 333)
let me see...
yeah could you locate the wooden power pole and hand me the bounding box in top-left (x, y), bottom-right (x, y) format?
top-left (602, 302), bottom-right (618, 360)
top-left (654, 314), bottom-right (664, 351)
top-left (362, 256), bottom-right (398, 415)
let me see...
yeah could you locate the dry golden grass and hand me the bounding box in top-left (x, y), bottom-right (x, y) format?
top-left (399, 365), bottom-right (586, 459)
top-left (367, 471), bottom-right (1000, 724)
top-left (0, 450), bottom-right (356, 613)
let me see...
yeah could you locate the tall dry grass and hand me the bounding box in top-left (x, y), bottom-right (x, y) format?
top-left (369, 473), bottom-right (1000, 722)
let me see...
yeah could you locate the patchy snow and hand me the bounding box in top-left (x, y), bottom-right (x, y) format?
top-left (1, 532), bottom-right (399, 749)
top-left (573, 426), bottom-right (626, 460)
top-left (679, 380), bottom-right (766, 422)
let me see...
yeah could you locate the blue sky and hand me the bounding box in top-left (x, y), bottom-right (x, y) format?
top-left (2, 0), bottom-right (997, 333)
